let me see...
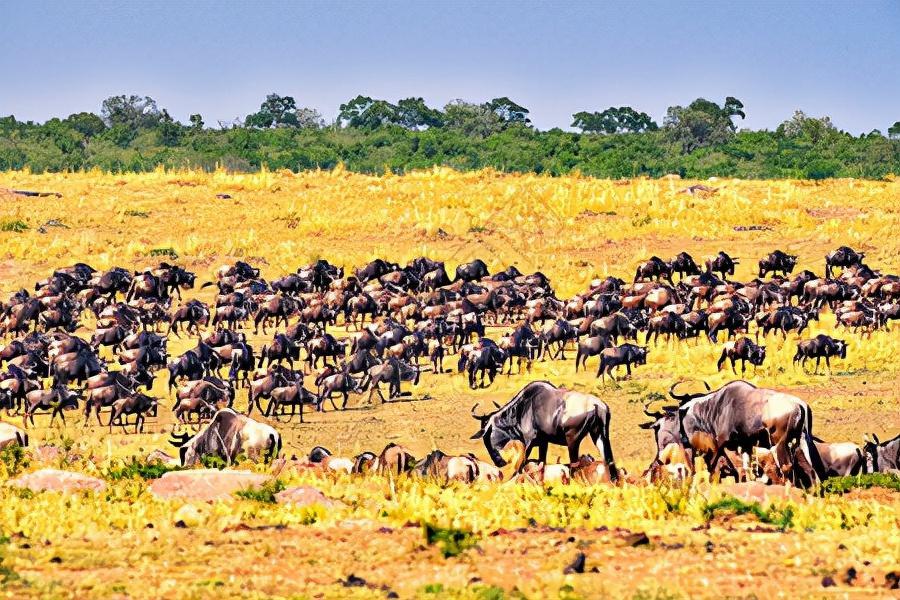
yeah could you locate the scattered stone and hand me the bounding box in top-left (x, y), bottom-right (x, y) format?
top-left (146, 449), bottom-right (179, 466)
top-left (173, 504), bottom-right (205, 528)
top-left (149, 469), bottom-right (268, 501)
top-left (563, 552), bottom-right (586, 574)
top-left (843, 567), bottom-right (857, 585)
top-left (6, 469), bottom-right (106, 493)
top-left (274, 485), bottom-right (339, 508)
top-left (821, 576), bottom-right (836, 588)
top-left (621, 532), bottom-right (650, 547)
top-left (30, 446), bottom-right (63, 464)
top-left (215, 193), bottom-right (232, 199)
top-left (720, 482), bottom-right (805, 503)
top-left (341, 574), bottom-right (368, 588)
top-left (885, 571), bottom-right (898, 590)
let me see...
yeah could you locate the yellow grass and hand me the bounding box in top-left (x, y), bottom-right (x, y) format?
top-left (0, 168), bottom-right (898, 598)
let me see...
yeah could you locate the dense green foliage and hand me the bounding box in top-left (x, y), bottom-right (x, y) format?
top-left (1, 94), bottom-right (897, 179)
top-left (819, 473), bottom-right (900, 495)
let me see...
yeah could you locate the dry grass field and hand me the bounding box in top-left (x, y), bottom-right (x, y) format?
top-left (0, 168), bottom-right (898, 599)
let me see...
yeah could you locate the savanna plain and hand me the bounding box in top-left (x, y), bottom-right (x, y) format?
top-left (0, 168), bottom-right (898, 599)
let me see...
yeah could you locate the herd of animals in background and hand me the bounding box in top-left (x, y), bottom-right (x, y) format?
top-left (0, 245), bottom-right (897, 486)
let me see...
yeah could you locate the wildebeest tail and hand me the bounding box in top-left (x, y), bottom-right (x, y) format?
top-left (800, 404), bottom-right (828, 482)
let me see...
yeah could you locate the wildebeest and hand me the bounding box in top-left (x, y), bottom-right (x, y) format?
top-left (108, 393), bottom-right (158, 433)
top-left (597, 344), bottom-right (649, 381)
top-left (634, 256), bottom-right (673, 283)
top-left (454, 259), bottom-right (489, 282)
top-left (22, 385), bottom-right (80, 428)
top-left (793, 334), bottom-right (847, 374)
top-left (705, 251), bottom-right (739, 280)
top-left (265, 380), bottom-right (319, 420)
top-left (315, 364), bottom-right (363, 410)
top-left (717, 337), bottom-right (766, 375)
top-left (168, 408), bottom-right (281, 466)
top-left (758, 250), bottom-right (798, 278)
top-left (825, 246), bottom-right (865, 279)
top-left (361, 357), bottom-right (420, 403)
top-left (470, 381), bottom-right (617, 480)
top-left (669, 252), bottom-right (701, 280)
top-left (168, 300), bottom-right (209, 337)
top-left (574, 335), bottom-right (611, 372)
top-left (862, 433), bottom-right (900, 473)
top-left (0, 421), bottom-right (28, 449)
top-left (464, 339), bottom-right (506, 389)
top-left (668, 380), bottom-right (826, 485)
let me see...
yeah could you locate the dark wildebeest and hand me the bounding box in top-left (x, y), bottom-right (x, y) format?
top-left (793, 334), bottom-right (847, 374)
top-left (306, 334), bottom-right (347, 369)
top-left (574, 334), bottom-right (612, 373)
top-left (361, 357), bottom-right (420, 403)
top-left (168, 300), bottom-right (209, 337)
top-left (22, 386), bottom-right (80, 428)
top-left (499, 324), bottom-right (539, 374)
top-left (257, 333), bottom-right (301, 370)
top-left (758, 250), bottom-right (798, 278)
top-left (469, 380), bottom-right (617, 480)
top-left (53, 350), bottom-right (105, 387)
top-left (454, 259), bottom-right (489, 282)
top-left (862, 433), bottom-right (900, 473)
top-left (90, 325), bottom-right (131, 352)
top-left (762, 305), bottom-right (818, 338)
top-left (168, 408), bottom-right (280, 466)
top-left (668, 380), bottom-right (826, 485)
top-left (825, 246), bottom-right (865, 279)
top-left (539, 319), bottom-right (577, 360)
top-left (108, 393), bottom-right (158, 433)
top-left (265, 380), bottom-right (319, 421)
top-left (254, 295), bottom-right (298, 334)
top-left (670, 252), bottom-right (701, 280)
top-left (354, 258), bottom-right (398, 283)
top-left (316, 365), bottom-right (363, 410)
top-left (465, 339), bottom-right (507, 389)
top-left (597, 344), bottom-right (649, 381)
top-left (717, 337), bottom-right (766, 375)
top-left (634, 256), bottom-right (673, 283)
top-left (589, 313), bottom-right (638, 344)
top-left (645, 311), bottom-right (687, 344)
top-left (705, 251), bottom-right (739, 281)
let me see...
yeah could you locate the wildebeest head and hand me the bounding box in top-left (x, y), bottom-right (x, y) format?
top-left (834, 339), bottom-right (848, 359)
top-left (469, 401), bottom-right (510, 466)
top-left (862, 433), bottom-right (899, 473)
top-left (749, 344), bottom-right (766, 366)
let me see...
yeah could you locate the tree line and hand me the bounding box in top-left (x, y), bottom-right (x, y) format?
top-left (1, 93), bottom-right (898, 179)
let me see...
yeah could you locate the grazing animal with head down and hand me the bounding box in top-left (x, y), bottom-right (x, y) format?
top-left (168, 408), bottom-right (280, 466)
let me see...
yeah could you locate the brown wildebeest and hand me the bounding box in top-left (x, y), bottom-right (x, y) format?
top-left (23, 386), bottom-right (80, 428)
top-left (717, 337), bottom-right (766, 375)
top-left (668, 380), bottom-right (827, 486)
top-left (360, 357), bottom-right (420, 403)
top-left (793, 334), bottom-right (847, 374)
top-left (254, 295), bottom-right (298, 334)
top-left (634, 256), bottom-right (673, 283)
top-left (705, 251), bottom-right (739, 280)
top-left (108, 393), bottom-right (158, 433)
top-left (597, 344), bottom-right (649, 381)
top-left (265, 381), bottom-right (319, 420)
top-left (574, 334), bottom-right (611, 372)
top-left (168, 300), bottom-right (209, 337)
top-left (315, 364), bottom-right (362, 410)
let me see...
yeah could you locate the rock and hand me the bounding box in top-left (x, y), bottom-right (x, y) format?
top-left (821, 576), bottom-right (836, 588)
top-left (146, 450), bottom-right (179, 466)
top-left (620, 532), bottom-right (650, 547)
top-left (173, 504), bottom-right (205, 528)
top-left (148, 469), bottom-right (269, 501)
top-left (720, 482), bottom-right (806, 503)
top-left (6, 469), bottom-right (106, 493)
top-left (275, 485), bottom-right (339, 508)
top-left (30, 446), bottom-right (63, 464)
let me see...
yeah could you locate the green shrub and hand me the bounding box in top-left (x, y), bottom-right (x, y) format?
top-left (149, 247), bottom-right (178, 259)
top-left (0, 444), bottom-right (29, 476)
top-left (0, 220), bottom-right (28, 233)
top-left (703, 496), bottom-right (795, 530)
top-left (819, 473), bottom-right (900, 495)
top-left (234, 479), bottom-right (286, 503)
top-left (105, 457), bottom-right (181, 481)
top-left (422, 522), bottom-right (477, 558)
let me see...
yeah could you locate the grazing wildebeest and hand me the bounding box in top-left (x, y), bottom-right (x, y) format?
top-left (705, 251), bottom-right (739, 280)
top-left (670, 252), bottom-right (701, 280)
top-left (793, 334), bottom-right (847, 374)
top-left (597, 344), bottom-right (649, 381)
top-left (758, 250), bottom-right (798, 278)
top-left (454, 259), bottom-right (489, 282)
top-left (539, 319), bottom-right (577, 360)
top-left (22, 385), bottom-right (80, 428)
top-left (717, 337), bottom-right (766, 375)
top-left (361, 357), bottom-right (420, 403)
top-left (862, 433), bottom-right (900, 473)
top-left (306, 333), bottom-right (347, 369)
top-left (825, 246), bottom-right (865, 279)
top-left (470, 381), bottom-right (617, 480)
top-left (634, 256), bottom-right (673, 283)
top-left (668, 380), bottom-right (826, 485)
top-left (465, 339), bottom-right (507, 389)
top-left (168, 409), bottom-right (281, 466)
top-left (645, 311), bottom-right (687, 344)
top-left (0, 421), bottom-right (28, 449)
top-left (589, 312), bottom-right (638, 344)
top-left (574, 335), bottom-right (611, 372)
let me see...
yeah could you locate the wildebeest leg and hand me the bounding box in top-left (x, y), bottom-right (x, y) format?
top-left (814, 356), bottom-right (821, 375)
top-left (825, 355), bottom-right (831, 374)
top-left (537, 442), bottom-right (548, 465)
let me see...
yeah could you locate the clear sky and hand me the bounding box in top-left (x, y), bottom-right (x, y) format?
top-left (1, 0), bottom-right (898, 133)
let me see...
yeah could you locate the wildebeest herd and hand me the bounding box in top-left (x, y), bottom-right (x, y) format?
top-left (0, 245), bottom-right (897, 486)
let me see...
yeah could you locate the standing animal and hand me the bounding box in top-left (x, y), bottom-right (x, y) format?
top-left (793, 335), bottom-right (847, 374)
top-left (717, 337), bottom-right (766, 375)
top-left (862, 433), bottom-right (900, 473)
top-left (825, 246), bottom-right (865, 279)
top-left (597, 344), bottom-right (649, 381)
top-left (470, 381), bottom-right (618, 481)
top-left (758, 250), bottom-right (798, 278)
top-left (705, 252), bottom-right (739, 280)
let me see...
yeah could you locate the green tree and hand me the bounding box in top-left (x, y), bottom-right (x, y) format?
top-left (100, 95), bottom-right (161, 129)
top-left (572, 107), bottom-right (657, 134)
top-left (63, 112), bottom-right (106, 137)
top-left (395, 97), bottom-right (443, 130)
top-left (189, 114), bottom-right (204, 130)
top-left (245, 93), bottom-right (303, 128)
top-left (337, 95), bottom-right (400, 129)
top-left (777, 110), bottom-right (837, 143)
top-left (443, 100), bottom-right (503, 138)
top-left (888, 121), bottom-right (900, 140)
top-left (487, 97), bottom-right (530, 126)
top-left (664, 97), bottom-right (745, 153)
top-left (157, 110), bottom-right (183, 147)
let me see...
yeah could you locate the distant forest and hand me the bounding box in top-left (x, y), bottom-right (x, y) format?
top-left (2, 94), bottom-right (899, 179)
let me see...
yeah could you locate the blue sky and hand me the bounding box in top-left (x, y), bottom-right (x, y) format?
top-left (1, 1), bottom-right (898, 133)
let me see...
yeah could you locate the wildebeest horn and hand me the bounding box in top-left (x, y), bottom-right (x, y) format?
top-left (470, 403), bottom-right (480, 418)
top-left (493, 401), bottom-right (501, 409)
top-left (668, 381), bottom-right (708, 404)
top-left (168, 431), bottom-right (190, 447)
